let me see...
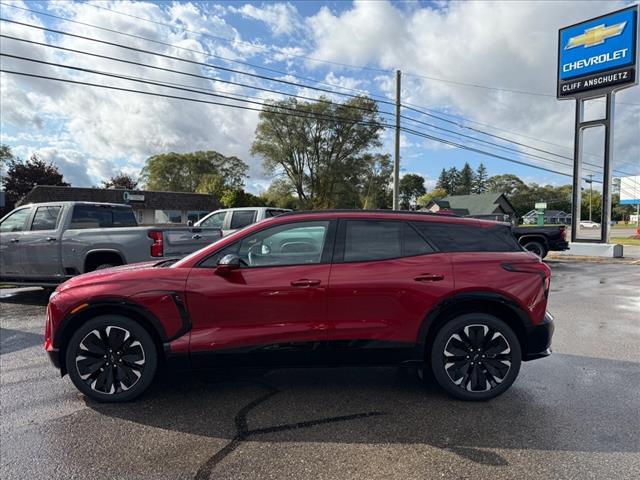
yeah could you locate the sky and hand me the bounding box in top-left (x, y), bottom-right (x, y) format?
top-left (0, 0), bottom-right (639, 196)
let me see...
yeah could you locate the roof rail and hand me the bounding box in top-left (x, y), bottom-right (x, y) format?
top-left (277, 209), bottom-right (460, 218)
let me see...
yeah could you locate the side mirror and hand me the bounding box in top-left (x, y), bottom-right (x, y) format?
top-left (187, 220), bottom-right (194, 226)
top-left (216, 253), bottom-right (241, 275)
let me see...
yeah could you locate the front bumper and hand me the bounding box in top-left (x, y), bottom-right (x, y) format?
top-left (523, 311), bottom-right (554, 361)
top-left (47, 348), bottom-right (61, 369)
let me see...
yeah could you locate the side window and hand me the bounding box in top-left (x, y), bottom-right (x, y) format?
top-left (200, 221), bottom-right (330, 268)
top-left (0, 208), bottom-right (31, 233)
top-left (403, 223), bottom-right (435, 256)
top-left (200, 211), bottom-right (226, 229)
top-left (413, 222), bottom-right (521, 252)
top-left (30, 206), bottom-right (62, 231)
top-left (230, 210), bottom-right (256, 230)
top-left (70, 205), bottom-right (135, 228)
top-left (266, 209), bottom-right (286, 218)
top-left (343, 220), bottom-right (402, 262)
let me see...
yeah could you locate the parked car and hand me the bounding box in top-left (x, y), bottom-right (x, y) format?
top-left (45, 210), bottom-right (553, 402)
top-left (579, 220), bottom-right (600, 229)
top-left (194, 206), bottom-right (292, 236)
top-left (0, 202), bottom-right (221, 286)
top-left (512, 225), bottom-right (569, 258)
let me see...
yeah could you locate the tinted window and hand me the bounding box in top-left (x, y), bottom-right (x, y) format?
top-left (200, 211), bottom-right (226, 228)
top-left (413, 222), bottom-right (521, 252)
top-left (31, 206), bottom-right (61, 231)
top-left (0, 208), bottom-right (31, 233)
top-left (230, 210), bottom-right (256, 229)
top-left (155, 210), bottom-right (182, 224)
top-left (266, 209), bottom-right (287, 218)
top-left (200, 221), bottom-right (329, 268)
top-left (70, 205), bottom-right (137, 229)
top-left (342, 220), bottom-right (433, 262)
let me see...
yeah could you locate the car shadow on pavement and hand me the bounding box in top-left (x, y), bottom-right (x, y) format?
top-left (0, 288), bottom-right (50, 306)
top-left (88, 352), bottom-right (640, 476)
top-left (0, 327), bottom-right (43, 355)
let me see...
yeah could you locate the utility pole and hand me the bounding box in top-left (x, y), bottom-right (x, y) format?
top-left (393, 69), bottom-right (401, 210)
top-left (587, 173), bottom-right (593, 221)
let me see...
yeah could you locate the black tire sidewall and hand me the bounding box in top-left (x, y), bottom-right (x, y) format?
top-left (430, 313), bottom-right (521, 401)
top-left (524, 241), bottom-right (547, 259)
top-left (65, 315), bottom-right (158, 403)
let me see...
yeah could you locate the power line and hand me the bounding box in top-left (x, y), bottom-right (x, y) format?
top-left (0, 1), bottom-right (393, 101)
top-left (3, 68), bottom-right (594, 181)
top-left (0, 34), bottom-right (393, 117)
top-left (0, 18), bottom-right (396, 106)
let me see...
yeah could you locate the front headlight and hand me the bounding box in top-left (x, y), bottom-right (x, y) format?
top-left (49, 289), bottom-right (59, 302)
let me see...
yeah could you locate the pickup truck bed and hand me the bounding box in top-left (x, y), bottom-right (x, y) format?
top-left (0, 202), bottom-right (221, 286)
top-left (513, 225), bottom-right (569, 258)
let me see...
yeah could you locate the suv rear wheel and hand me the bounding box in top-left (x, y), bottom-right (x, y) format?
top-left (65, 315), bottom-right (157, 403)
top-left (430, 313), bottom-right (521, 401)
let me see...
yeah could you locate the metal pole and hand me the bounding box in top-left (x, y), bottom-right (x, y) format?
top-left (602, 92), bottom-right (615, 243)
top-left (393, 69), bottom-right (401, 210)
top-left (570, 98), bottom-right (583, 243)
top-left (588, 173), bottom-right (593, 221)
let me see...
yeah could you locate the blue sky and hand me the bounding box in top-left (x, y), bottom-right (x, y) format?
top-left (1, 0), bottom-right (638, 194)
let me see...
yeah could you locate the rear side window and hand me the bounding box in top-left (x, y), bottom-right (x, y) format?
top-left (31, 206), bottom-right (62, 231)
top-left (413, 222), bottom-right (521, 252)
top-left (230, 210), bottom-right (256, 229)
top-left (70, 205), bottom-right (137, 229)
top-left (342, 220), bottom-right (433, 262)
top-left (266, 209), bottom-right (287, 218)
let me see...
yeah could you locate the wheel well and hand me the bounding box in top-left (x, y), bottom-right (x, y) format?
top-left (56, 305), bottom-right (165, 376)
top-left (422, 299), bottom-right (528, 361)
top-left (518, 236), bottom-right (547, 248)
top-left (84, 251), bottom-right (124, 272)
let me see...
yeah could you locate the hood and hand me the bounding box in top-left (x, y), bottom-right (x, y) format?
top-left (57, 260), bottom-right (172, 293)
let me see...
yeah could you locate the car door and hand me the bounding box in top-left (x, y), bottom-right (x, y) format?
top-left (186, 219), bottom-right (335, 367)
top-left (326, 219), bottom-right (453, 361)
top-left (197, 210), bottom-right (228, 235)
top-left (20, 205), bottom-right (64, 278)
top-left (0, 206), bottom-right (33, 277)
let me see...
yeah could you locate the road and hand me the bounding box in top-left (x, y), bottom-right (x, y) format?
top-left (1, 262), bottom-right (639, 480)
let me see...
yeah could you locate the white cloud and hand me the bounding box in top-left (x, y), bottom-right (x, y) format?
top-left (234, 3), bottom-right (300, 37)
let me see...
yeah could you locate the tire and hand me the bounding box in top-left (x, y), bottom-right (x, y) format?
top-left (65, 315), bottom-right (158, 403)
top-left (95, 263), bottom-right (116, 270)
top-left (430, 313), bottom-right (521, 401)
top-left (523, 240), bottom-right (547, 259)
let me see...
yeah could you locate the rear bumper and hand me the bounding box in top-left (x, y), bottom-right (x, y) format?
top-left (523, 311), bottom-right (554, 361)
top-left (551, 241), bottom-right (570, 251)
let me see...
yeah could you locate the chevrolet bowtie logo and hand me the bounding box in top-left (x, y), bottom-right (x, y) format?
top-left (565, 21), bottom-right (627, 49)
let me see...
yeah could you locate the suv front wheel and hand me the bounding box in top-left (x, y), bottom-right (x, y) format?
top-left (65, 315), bottom-right (158, 403)
top-left (430, 313), bottom-right (521, 401)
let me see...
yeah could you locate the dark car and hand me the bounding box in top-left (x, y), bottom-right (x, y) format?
top-left (45, 211), bottom-right (553, 402)
top-left (513, 225), bottom-right (570, 258)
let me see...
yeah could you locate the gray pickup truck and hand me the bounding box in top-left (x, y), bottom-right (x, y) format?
top-left (0, 201), bottom-right (221, 286)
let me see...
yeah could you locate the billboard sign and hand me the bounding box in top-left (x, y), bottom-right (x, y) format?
top-left (620, 176), bottom-right (640, 205)
top-left (558, 5), bottom-right (638, 97)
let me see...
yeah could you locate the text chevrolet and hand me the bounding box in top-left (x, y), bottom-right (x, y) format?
top-left (45, 211), bottom-right (554, 402)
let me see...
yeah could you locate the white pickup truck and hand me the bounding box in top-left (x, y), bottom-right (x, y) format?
top-left (194, 206), bottom-right (292, 236)
top-left (0, 201), bottom-right (221, 286)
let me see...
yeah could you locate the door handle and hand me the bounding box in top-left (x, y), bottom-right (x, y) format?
top-left (192, 234), bottom-right (202, 240)
top-left (10, 238), bottom-right (19, 243)
top-left (45, 237), bottom-right (57, 242)
top-left (290, 279), bottom-right (321, 287)
top-left (414, 273), bottom-right (444, 282)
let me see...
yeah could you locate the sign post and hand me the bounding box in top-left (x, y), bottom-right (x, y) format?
top-left (557, 5), bottom-right (638, 244)
top-left (535, 202), bottom-right (547, 226)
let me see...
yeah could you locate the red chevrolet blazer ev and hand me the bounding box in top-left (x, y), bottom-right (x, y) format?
top-left (45, 211), bottom-right (554, 402)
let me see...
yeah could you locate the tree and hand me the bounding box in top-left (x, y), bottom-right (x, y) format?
top-left (260, 178), bottom-right (299, 209)
top-left (251, 96), bottom-right (383, 209)
top-left (457, 162), bottom-right (475, 195)
top-left (417, 187), bottom-right (448, 208)
top-left (140, 150), bottom-right (248, 193)
top-left (102, 172), bottom-right (138, 190)
top-left (473, 163), bottom-right (488, 194)
top-left (399, 173), bottom-right (426, 209)
top-left (436, 168), bottom-right (450, 194)
top-left (486, 174), bottom-right (527, 196)
top-left (360, 153), bottom-right (392, 209)
top-left (447, 167), bottom-right (460, 194)
top-left (2, 152), bottom-right (69, 204)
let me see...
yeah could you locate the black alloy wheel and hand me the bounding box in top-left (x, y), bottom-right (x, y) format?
top-left (66, 315), bottom-right (157, 402)
top-left (431, 314), bottom-right (521, 401)
top-left (524, 241), bottom-right (547, 259)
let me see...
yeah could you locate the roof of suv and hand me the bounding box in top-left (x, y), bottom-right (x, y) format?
top-left (276, 209), bottom-right (496, 226)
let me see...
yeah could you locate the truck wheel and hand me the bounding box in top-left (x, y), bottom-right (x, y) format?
top-left (65, 315), bottom-right (158, 403)
top-left (95, 263), bottom-right (116, 270)
top-left (523, 241), bottom-right (547, 259)
top-left (430, 314), bottom-right (521, 401)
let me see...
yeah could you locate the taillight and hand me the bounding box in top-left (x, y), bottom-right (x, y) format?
top-left (502, 261), bottom-right (551, 296)
top-left (559, 226), bottom-right (567, 242)
top-left (148, 231), bottom-right (164, 257)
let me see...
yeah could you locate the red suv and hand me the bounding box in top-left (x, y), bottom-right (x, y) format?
top-left (45, 211), bottom-right (553, 402)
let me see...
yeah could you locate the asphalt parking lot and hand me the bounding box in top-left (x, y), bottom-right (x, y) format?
top-left (1, 261), bottom-right (639, 480)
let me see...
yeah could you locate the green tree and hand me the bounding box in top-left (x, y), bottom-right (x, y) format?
top-left (417, 187), bottom-right (448, 208)
top-left (399, 173), bottom-right (426, 209)
top-left (260, 178), bottom-right (299, 209)
top-left (251, 96), bottom-right (383, 209)
top-left (447, 167), bottom-right (460, 194)
top-left (435, 168), bottom-right (450, 194)
top-left (486, 174), bottom-right (527, 196)
top-left (102, 172), bottom-right (138, 190)
top-left (2, 152), bottom-right (69, 204)
top-left (473, 163), bottom-right (488, 194)
top-left (457, 162), bottom-right (475, 195)
top-left (360, 153), bottom-right (392, 209)
top-left (140, 150), bottom-right (248, 192)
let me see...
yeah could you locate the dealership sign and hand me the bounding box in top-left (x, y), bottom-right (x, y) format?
top-left (558, 5), bottom-right (638, 97)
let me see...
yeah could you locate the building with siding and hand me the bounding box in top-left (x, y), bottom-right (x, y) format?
top-left (16, 185), bottom-right (219, 225)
